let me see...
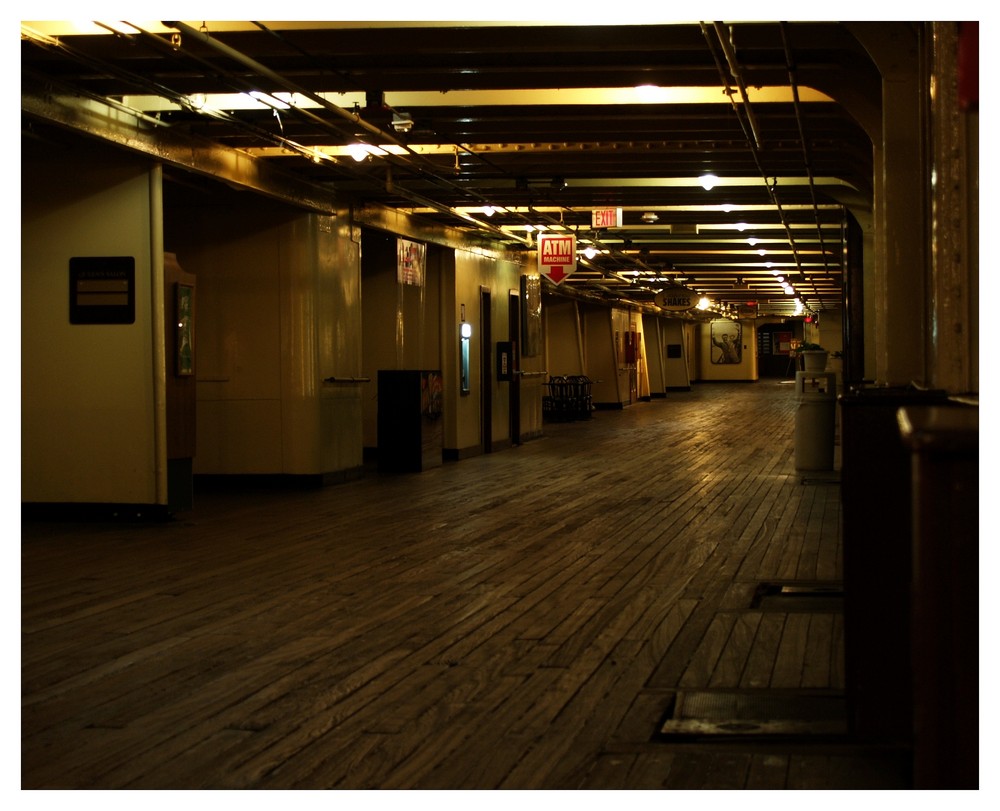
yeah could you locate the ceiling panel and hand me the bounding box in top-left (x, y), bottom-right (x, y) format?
top-left (21, 19), bottom-right (881, 318)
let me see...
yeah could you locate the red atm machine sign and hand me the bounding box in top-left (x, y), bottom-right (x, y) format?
top-left (538, 233), bottom-right (577, 284)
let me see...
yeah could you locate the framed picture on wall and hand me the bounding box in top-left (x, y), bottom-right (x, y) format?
top-left (710, 321), bottom-right (742, 364)
top-left (520, 274), bottom-right (542, 357)
top-left (397, 238), bottom-right (426, 286)
top-left (175, 283), bottom-right (194, 376)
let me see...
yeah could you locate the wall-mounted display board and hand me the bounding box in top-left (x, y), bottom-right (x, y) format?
top-left (69, 256), bottom-right (135, 324)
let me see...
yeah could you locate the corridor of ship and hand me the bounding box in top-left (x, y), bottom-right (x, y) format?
top-left (21, 380), bottom-right (914, 790)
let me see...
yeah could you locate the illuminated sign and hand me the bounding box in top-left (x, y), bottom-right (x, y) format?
top-left (591, 208), bottom-right (622, 229)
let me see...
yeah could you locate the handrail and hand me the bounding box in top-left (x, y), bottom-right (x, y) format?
top-left (517, 371), bottom-right (549, 378)
top-left (323, 376), bottom-right (371, 384)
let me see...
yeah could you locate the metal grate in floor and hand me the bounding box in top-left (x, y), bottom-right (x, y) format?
top-left (658, 690), bottom-right (848, 738)
top-left (750, 581), bottom-right (844, 612)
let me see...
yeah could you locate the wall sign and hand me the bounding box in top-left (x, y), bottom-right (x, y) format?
top-left (69, 256), bottom-right (135, 324)
top-left (654, 285), bottom-right (696, 311)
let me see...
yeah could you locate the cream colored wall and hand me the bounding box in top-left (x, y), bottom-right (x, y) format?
top-left (446, 250), bottom-right (528, 454)
top-left (815, 308), bottom-right (844, 356)
top-left (543, 297), bottom-right (584, 376)
top-left (167, 194), bottom-right (363, 477)
top-left (581, 305), bottom-right (634, 407)
top-left (641, 314), bottom-right (692, 394)
top-left (663, 319), bottom-right (692, 390)
top-left (22, 144), bottom-right (162, 504)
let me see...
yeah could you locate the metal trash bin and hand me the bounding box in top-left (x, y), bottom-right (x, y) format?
top-left (794, 371), bottom-right (836, 471)
top-left (838, 383), bottom-right (950, 743)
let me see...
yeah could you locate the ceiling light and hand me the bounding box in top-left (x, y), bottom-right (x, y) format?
top-left (735, 222), bottom-right (748, 231)
top-left (347, 143), bottom-right (370, 162)
top-left (583, 246), bottom-right (598, 259)
top-left (248, 91), bottom-right (290, 110)
top-left (697, 296), bottom-right (712, 310)
top-left (641, 212), bottom-right (659, 223)
top-left (100, 21), bottom-right (142, 35)
top-left (746, 237), bottom-right (758, 246)
top-left (699, 174), bottom-right (719, 190)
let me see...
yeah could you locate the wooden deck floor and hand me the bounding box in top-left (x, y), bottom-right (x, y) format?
top-left (21, 381), bottom-right (913, 789)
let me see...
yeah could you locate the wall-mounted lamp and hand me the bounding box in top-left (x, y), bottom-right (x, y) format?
top-left (460, 319), bottom-right (472, 395)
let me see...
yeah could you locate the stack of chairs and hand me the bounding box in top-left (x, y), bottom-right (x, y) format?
top-left (543, 375), bottom-right (593, 421)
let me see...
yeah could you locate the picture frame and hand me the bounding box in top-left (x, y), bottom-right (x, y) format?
top-left (176, 282), bottom-right (194, 376)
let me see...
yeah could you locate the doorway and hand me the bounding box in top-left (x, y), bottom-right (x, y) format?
top-left (508, 291), bottom-right (521, 445)
top-left (757, 324), bottom-right (796, 378)
top-left (480, 288), bottom-right (492, 454)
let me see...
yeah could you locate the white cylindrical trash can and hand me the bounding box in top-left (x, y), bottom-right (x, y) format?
top-left (794, 371), bottom-right (837, 471)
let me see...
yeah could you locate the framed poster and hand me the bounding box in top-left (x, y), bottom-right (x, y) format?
top-left (710, 321), bottom-right (742, 364)
top-left (397, 238), bottom-right (426, 286)
top-left (176, 283), bottom-right (194, 376)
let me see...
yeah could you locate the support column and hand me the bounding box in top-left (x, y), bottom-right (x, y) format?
top-left (928, 22), bottom-right (978, 395)
top-left (855, 23), bottom-right (929, 387)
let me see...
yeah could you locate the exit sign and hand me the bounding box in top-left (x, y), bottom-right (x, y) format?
top-left (591, 208), bottom-right (622, 229)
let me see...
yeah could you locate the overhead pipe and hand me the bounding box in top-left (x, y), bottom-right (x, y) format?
top-left (161, 21), bottom-right (677, 289)
top-left (780, 21), bottom-right (835, 290)
top-left (162, 21), bottom-right (413, 154)
top-left (161, 22), bottom-right (682, 280)
top-left (701, 21), bottom-right (813, 307)
top-left (712, 21), bottom-right (764, 151)
top-left (159, 21), bottom-right (540, 244)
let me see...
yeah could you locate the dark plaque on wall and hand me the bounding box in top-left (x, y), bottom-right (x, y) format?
top-left (69, 256), bottom-right (135, 324)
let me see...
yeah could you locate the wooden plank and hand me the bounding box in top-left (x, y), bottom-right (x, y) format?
top-left (708, 610), bottom-right (763, 688)
top-left (21, 382), bottom-right (904, 789)
top-left (771, 612), bottom-right (811, 688)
